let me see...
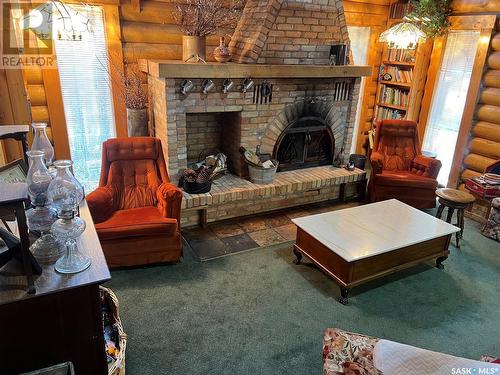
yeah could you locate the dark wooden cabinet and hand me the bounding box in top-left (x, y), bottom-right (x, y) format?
top-left (0, 202), bottom-right (111, 374)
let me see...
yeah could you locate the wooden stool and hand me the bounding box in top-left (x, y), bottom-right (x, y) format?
top-left (436, 188), bottom-right (475, 248)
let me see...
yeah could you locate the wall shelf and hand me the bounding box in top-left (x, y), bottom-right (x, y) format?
top-left (383, 60), bottom-right (415, 67)
top-left (140, 60), bottom-right (373, 79)
top-left (380, 80), bottom-right (412, 88)
top-left (377, 102), bottom-right (407, 111)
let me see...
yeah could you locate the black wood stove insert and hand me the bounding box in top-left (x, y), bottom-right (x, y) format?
top-left (273, 116), bottom-right (334, 171)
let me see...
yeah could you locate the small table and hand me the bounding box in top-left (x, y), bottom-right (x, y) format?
top-left (0, 201), bottom-right (111, 374)
top-left (435, 188), bottom-right (475, 248)
top-left (292, 199), bottom-right (459, 304)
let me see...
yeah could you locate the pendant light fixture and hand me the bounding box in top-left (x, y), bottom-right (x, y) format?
top-left (379, 22), bottom-right (426, 49)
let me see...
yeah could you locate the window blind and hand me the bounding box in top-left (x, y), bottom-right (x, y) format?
top-left (54, 5), bottom-right (115, 193)
top-left (347, 26), bottom-right (371, 153)
top-left (422, 30), bottom-right (480, 185)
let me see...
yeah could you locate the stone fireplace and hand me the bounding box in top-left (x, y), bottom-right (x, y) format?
top-left (141, 0), bottom-right (372, 225)
top-left (147, 70), bottom-right (361, 179)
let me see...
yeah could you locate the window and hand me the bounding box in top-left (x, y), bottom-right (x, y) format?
top-left (54, 5), bottom-right (115, 192)
top-left (422, 30), bottom-right (480, 185)
top-left (347, 26), bottom-right (371, 153)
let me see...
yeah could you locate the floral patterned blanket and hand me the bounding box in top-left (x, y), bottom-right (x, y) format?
top-left (323, 328), bottom-right (500, 375)
top-left (323, 328), bottom-right (381, 375)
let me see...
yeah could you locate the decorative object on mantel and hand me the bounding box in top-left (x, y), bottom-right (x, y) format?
top-left (407, 0), bottom-right (453, 37)
top-left (241, 78), bottom-right (254, 93)
top-left (214, 36), bottom-right (231, 63)
top-left (252, 82), bottom-right (273, 105)
top-left (222, 79), bottom-right (234, 93)
top-left (180, 79), bottom-right (195, 95)
top-left (330, 44), bottom-right (350, 66)
top-left (174, 0), bottom-right (242, 63)
top-left (379, 22), bottom-right (426, 49)
top-left (201, 79), bottom-right (215, 94)
top-left (47, 160), bottom-right (89, 274)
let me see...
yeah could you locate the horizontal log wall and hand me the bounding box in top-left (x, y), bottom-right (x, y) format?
top-left (460, 27), bottom-right (500, 183)
top-left (24, 67), bottom-right (53, 142)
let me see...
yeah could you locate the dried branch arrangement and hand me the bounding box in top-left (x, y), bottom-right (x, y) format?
top-left (174, 0), bottom-right (243, 37)
top-left (100, 53), bottom-right (148, 110)
top-left (121, 63), bottom-right (148, 110)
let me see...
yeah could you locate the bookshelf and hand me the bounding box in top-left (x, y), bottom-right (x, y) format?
top-left (374, 1), bottom-right (433, 123)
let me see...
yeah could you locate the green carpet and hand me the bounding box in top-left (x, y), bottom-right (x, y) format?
top-left (107, 215), bottom-right (500, 374)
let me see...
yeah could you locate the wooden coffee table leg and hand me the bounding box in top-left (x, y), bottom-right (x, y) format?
top-left (436, 255), bottom-right (447, 269)
top-left (293, 246), bottom-right (302, 265)
top-left (339, 287), bottom-right (350, 305)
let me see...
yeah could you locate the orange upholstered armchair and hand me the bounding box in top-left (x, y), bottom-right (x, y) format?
top-left (87, 137), bottom-right (183, 267)
top-left (369, 120), bottom-right (442, 208)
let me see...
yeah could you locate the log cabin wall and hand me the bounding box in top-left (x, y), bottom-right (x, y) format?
top-left (19, 0), bottom-right (389, 156)
top-left (447, 1), bottom-right (500, 189)
top-left (460, 28), bottom-right (500, 182)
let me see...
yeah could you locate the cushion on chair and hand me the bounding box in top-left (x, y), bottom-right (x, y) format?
top-left (107, 159), bottom-right (162, 210)
top-left (95, 206), bottom-right (177, 241)
top-left (105, 137), bottom-right (160, 162)
top-left (374, 171), bottom-right (438, 189)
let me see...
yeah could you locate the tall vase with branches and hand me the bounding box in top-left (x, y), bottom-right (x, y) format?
top-left (101, 55), bottom-right (149, 136)
top-left (121, 63), bottom-right (149, 136)
top-left (174, 0), bottom-right (242, 62)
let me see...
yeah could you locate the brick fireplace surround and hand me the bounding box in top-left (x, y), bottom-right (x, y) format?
top-left (142, 0), bottom-right (372, 226)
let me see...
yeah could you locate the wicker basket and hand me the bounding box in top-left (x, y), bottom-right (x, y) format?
top-left (100, 286), bottom-right (127, 375)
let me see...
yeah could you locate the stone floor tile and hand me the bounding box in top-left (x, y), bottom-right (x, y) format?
top-left (248, 228), bottom-right (286, 247)
top-left (274, 224), bottom-right (297, 241)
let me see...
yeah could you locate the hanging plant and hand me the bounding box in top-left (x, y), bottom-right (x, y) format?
top-left (408, 0), bottom-right (453, 37)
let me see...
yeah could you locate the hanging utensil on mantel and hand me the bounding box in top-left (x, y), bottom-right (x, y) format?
top-left (262, 82), bottom-right (273, 104)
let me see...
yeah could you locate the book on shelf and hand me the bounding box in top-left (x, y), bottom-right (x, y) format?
top-left (376, 106), bottom-right (406, 121)
top-left (378, 85), bottom-right (409, 107)
top-left (379, 65), bottom-right (413, 83)
top-left (387, 48), bottom-right (416, 63)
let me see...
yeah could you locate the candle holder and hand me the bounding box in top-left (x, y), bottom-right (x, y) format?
top-left (47, 160), bottom-right (90, 274)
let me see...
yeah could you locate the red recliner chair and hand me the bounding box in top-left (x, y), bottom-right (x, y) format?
top-left (87, 137), bottom-right (183, 267)
top-left (369, 120), bottom-right (442, 208)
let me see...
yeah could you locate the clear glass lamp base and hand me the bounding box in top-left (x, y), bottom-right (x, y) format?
top-left (30, 233), bottom-right (64, 265)
top-left (52, 216), bottom-right (91, 274)
top-left (26, 206), bottom-right (57, 232)
top-left (55, 240), bottom-right (91, 274)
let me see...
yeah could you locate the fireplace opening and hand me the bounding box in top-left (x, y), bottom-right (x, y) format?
top-left (273, 116), bottom-right (334, 172)
top-left (185, 111), bottom-right (242, 175)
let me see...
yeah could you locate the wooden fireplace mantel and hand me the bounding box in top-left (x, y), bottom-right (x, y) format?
top-left (140, 60), bottom-right (372, 79)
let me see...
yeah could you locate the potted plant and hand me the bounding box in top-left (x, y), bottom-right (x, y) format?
top-left (408, 0), bottom-right (453, 37)
top-left (174, 0), bottom-right (242, 62)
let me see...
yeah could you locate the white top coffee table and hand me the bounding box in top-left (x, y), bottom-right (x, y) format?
top-left (292, 199), bottom-right (460, 304)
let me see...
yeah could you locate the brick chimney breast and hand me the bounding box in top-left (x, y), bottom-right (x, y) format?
top-left (229, 0), bottom-right (350, 65)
